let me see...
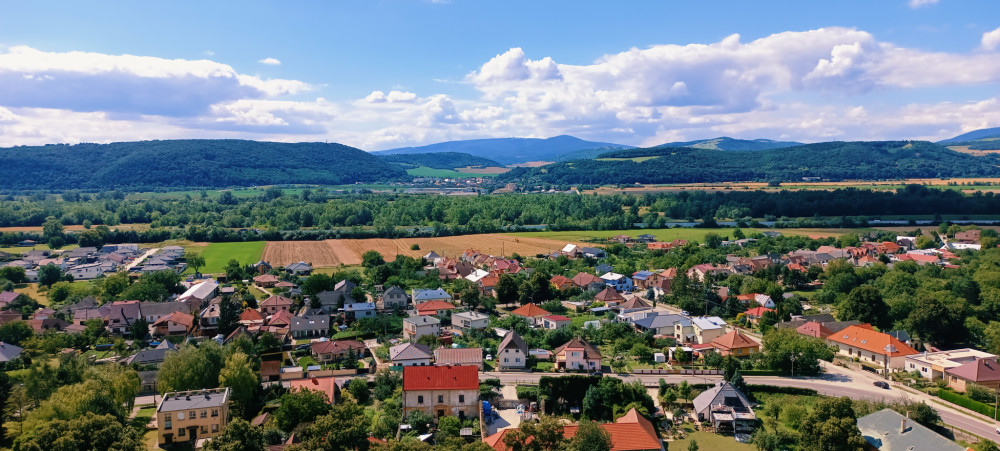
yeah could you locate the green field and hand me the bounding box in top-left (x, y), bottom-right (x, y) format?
top-left (596, 156), bottom-right (661, 163)
top-left (506, 227), bottom-right (850, 243)
top-left (126, 184), bottom-right (398, 200)
top-left (0, 244), bottom-right (79, 255)
top-left (406, 166), bottom-right (500, 178)
top-left (185, 241), bottom-right (266, 274)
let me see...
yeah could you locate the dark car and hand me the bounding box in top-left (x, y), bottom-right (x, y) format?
top-left (873, 381), bottom-right (890, 389)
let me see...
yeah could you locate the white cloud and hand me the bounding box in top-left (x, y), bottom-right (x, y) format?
top-left (908, 0), bottom-right (939, 8)
top-left (258, 57), bottom-right (281, 66)
top-left (983, 27), bottom-right (1000, 51)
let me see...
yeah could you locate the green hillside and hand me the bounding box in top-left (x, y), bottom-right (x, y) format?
top-left (379, 152), bottom-right (503, 170)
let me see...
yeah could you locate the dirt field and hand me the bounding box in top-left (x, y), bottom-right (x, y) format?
top-left (583, 177), bottom-right (1000, 195)
top-left (262, 234), bottom-right (584, 267)
top-left (948, 145), bottom-right (1000, 156)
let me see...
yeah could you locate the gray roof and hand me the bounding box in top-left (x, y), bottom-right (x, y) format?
top-left (343, 302), bottom-right (376, 311)
top-left (692, 381), bottom-right (753, 416)
top-left (413, 288), bottom-right (451, 302)
top-left (383, 285), bottom-right (407, 297)
top-left (390, 342), bottom-right (432, 361)
top-left (497, 331), bottom-right (527, 354)
top-left (157, 387), bottom-right (230, 413)
top-left (857, 408), bottom-right (963, 451)
top-left (0, 342), bottom-right (23, 362)
top-left (141, 301), bottom-right (193, 318)
top-left (634, 314), bottom-right (690, 330)
top-left (125, 348), bottom-right (170, 365)
top-left (404, 316), bottom-right (441, 326)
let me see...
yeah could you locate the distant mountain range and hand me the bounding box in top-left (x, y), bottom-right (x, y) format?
top-left (939, 127), bottom-right (1000, 144)
top-left (378, 152), bottom-right (502, 170)
top-left (376, 135), bottom-right (633, 165)
top-left (0, 140), bottom-right (406, 191)
top-left (659, 136), bottom-right (803, 151)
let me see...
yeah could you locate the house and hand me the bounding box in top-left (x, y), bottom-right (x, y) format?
top-left (29, 318), bottom-right (68, 333)
top-left (0, 291), bottom-right (19, 309)
top-left (484, 407), bottom-right (663, 451)
top-left (560, 244), bottom-right (580, 257)
top-left (600, 272), bottom-right (634, 292)
top-left (290, 311), bottom-right (330, 338)
top-left (199, 304), bottom-right (221, 335)
top-left (156, 387), bottom-right (230, 447)
top-left (510, 303), bottom-right (550, 325)
top-left (549, 275), bottom-right (577, 291)
top-left (434, 347), bottom-right (483, 370)
top-left (178, 280), bottom-right (219, 306)
top-left (580, 247), bottom-right (606, 259)
top-left (0, 342), bottom-right (23, 363)
top-left (617, 296), bottom-right (651, 314)
top-left (140, 301), bottom-right (197, 325)
top-left (903, 348), bottom-right (996, 382)
top-left (709, 329), bottom-right (760, 358)
top-left (452, 311), bottom-right (490, 331)
top-left (238, 308), bottom-right (265, 328)
top-left (742, 306), bottom-right (775, 324)
top-left (540, 315), bottom-right (571, 330)
top-left (692, 382), bottom-right (756, 435)
top-left (403, 316), bottom-right (441, 341)
top-left (343, 302), bottom-right (376, 321)
top-left (253, 274), bottom-right (280, 288)
top-left (414, 300), bottom-right (455, 317)
top-left (680, 316), bottom-right (727, 345)
top-left (379, 285), bottom-right (408, 310)
top-left (402, 365), bottom-right (479, 421)
top-left (826, 324), bottom-right (918, 373)
top-left (285, 262), bottom-right (313, 275)
top-left (413, 288), bottom-right (453, 304)
top-left (68, 262), bottom-right (104, 280)
top-left (260, 295), bottom-right (294, 315)
top-left (795, 321), bottom-right (834, 338)
top-left (686, 264), bottom-right (731, 282)
top-left (554, 338), bottom-right (601, 371)
top-left (496, 331), bottom-right (528, 370)
top-left (106, 300), bottom-right (141, 335)
top-left (945, 357), bottom-right (1000, 392)
top-left (631, 270), bottom-right (660, 290)
top-left (594, 287), bottom-right (625, 305)
top-left (633, 314), bottom-right (690, 336)
top-left (637, 234), bottom-right (657, 243)
top-left (390, 342), bottom-right (434, 366)
top-left (289, 377), bottom-right (340, 404)
top-left (956, 230), bottom-right (981, 243)
top-left (310, 339), bottom-right (367, 363)
top-left (123, 340), bottom-right (176, 366)
top-left (571, 272), bottom-right (606, 291)
top-left (152, 312), bottom-right (195, 336)
top-left (857, 408), bottom-right (964, 451)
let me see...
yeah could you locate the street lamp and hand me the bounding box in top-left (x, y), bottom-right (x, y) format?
top-left (790, 353), bottom-right (799, 377)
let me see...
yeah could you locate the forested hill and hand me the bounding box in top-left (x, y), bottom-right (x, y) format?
top-left (377, 135), bottom-right (633, 164)
top-left (498, 141), bottom-right (1000, 185)
top-left (660, 136), bottom-right (803, 151)
top-left (378, 152), bottom-right (503, 170)
top-left (0, 140), bottom-right (408, 190)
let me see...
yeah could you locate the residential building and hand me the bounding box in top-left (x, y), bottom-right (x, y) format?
top-left (156, 388), bottom-right (230, 446)
top-left (434, 347), bottom-right (484, 370)
top-left (617, 296), bottom-right (651, 314)
top-left (857, 409), bottom-right (964, 451)
top-left (600, 272), bottom-right (634, 292)
top-left (550, 275), bottom-right (577, 291)
top-left (289, 377), bottom-right (339, 404)
top-left (0, 342), bottom-right (23, 363)
top-left (452, 311), bottom-right (490, 330)
top-left (68, 262), bottom-right (104, 280)
top-left (178, 280), bottom-right (219, 306)
top-left (141, 301), bottom-right (196, 325)
top-left (403, 316), bottom-right (440, 341)
top-left (253, 274), bottom-right (280, 287)
top-left (199, 304), bottom-right (221, 336)
top-left (402, 365), bottom-right (479, 420)
top-left (554, 338), bottom-right (601, 371)
top-left (580, 247), bottom-right (606, 259)
top-left (743, 307), bottom-right (775, 325)
top-left (903, 348), bottom-right (996, 381)
top-left (826, 324), bottom-right (919, 373)
top-left (107, 300), bottom-right (141, 335)
top-left (709, 329), bottom-right (759, 358)
top-left (496, 331), bottom-right (528, 370)
top-left (680, 316), bottom-right (727, 345)
top-left (310, 339), bottom-right (367, 363)
top-left (540, 315), bottom-right (571, 330)
top-left (483, 408), bottom-right (663, 451)
top-left (152, 312), bottom-right (195, 336)
top-left (633, 314), bottom-right (690, 336)
top-left (379, 285), bottom-right (409, 310)
top-left (412, 288), bottom-right (453, 304)
top-left (285, 262), bottom-right (313, 275)
top-left (796, 321), bottom-right (834, 338)
top-left (290, 311), bottom-right (330, 339)
top-left (390, 342), bottom-right (433, 366)
top-left (692, 382), bottom-right (756, 435)
top-left (945, 357), bottom-right (1000, 391)
top-left (510, 303), bottom-right (550, 326)
top-left (571, 272), bottom-right (606, 291)
top-left (594, 287), bottom-right (625, 305)
top-left (260, 295), bottom-right (294, 315)
top-left (414, 300), bottom-right (455, 317)
top-left (343, 302), bottom-right (376, 321)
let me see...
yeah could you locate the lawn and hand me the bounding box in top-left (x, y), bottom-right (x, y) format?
top-left (406, 166), bottom-right (500, 178)
top-left (506, 227), bottom-right (850, 244)
top-left (0, 243), bottom-right (79, 255)
top-left (185, 241), bottom-right (266, 274)
top-left (570, 314), bottom-right (599, 328)
top-left (15, 280), bottom-right (92, 306)
top-left (669, 430), bottom-right (753, 450)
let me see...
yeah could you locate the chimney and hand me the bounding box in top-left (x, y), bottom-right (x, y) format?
top-left (901, 411), bottom-right (909, 433)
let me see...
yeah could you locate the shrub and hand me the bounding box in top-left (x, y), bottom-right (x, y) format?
top-left (516, 386), bottom-right (539, 402)
top-left (939, 389), bottom-right (996, 417)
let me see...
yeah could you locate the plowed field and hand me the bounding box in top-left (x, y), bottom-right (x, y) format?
top-left (262, 234), bottom-right (583, 267)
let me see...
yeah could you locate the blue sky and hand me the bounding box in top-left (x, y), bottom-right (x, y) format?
top-left (0, 0), bottom-right (999, 149)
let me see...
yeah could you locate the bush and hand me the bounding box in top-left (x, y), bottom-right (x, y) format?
top-left (747, 385), bottom-right (818, 396)
top-left (939, 389), bottom-right (997, 417)
top-left (516, 386), bottom-right (539, 402)
top-left (410, 244), bottom-right (420, 250)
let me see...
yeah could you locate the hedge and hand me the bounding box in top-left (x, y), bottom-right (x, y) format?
top-left (516, 386), bottom-right (539, 402)
top-left (741, 370), bottom-right (783, 376)
top-left (938, 389), bottom-right (997, 418)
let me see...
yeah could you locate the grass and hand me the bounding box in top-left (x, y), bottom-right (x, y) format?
top-left (185, 241), bottom-right (266, 274)
top-left (570, 314), bottom-right (599, 328)
top-left (0, 244), bottom-right (79, 254)
top-left (506, 227), bottom-right (849, 244)
top-left (406, 166), bottom-right (500, 178)
top-left (534, 361), bottom-right (555, 372)
top-left (130, 406), bottom-right (155, 434)
top-left (669, 429), bottom-right (753, 450)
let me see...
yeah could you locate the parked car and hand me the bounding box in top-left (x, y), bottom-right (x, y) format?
top-left (680, 310), bottom-right (690, 316)
top-left (873, 381), bottom-right (890, 389)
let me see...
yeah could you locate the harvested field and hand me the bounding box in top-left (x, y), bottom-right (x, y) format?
top-left (262, 234), bottom-right (583, 267)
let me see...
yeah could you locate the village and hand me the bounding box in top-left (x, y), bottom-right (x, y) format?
top-left (0, 225), bottom-right (998, 450)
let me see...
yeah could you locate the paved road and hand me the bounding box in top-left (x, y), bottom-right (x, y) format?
top-left (124, 247), bottom-right (159, 271)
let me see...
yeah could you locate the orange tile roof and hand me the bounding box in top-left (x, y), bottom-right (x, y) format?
top-left (511, 303), bottom-right (550, 318)
top-left (153, 311), bottom-right (194, 328)
top-left (414, 300), bottom-right (455, 315)
top-left (711, 329), bottom-right (758, 351)
top-left (239, 308), bottom-right (264, 322)
top-left (827, 324), bottom-right (918, 357)
top-left (403, 365), bottom-right (478, 391)
top-left (484, 408), bottom-right (660, 451)
top-left (743, 307), bottom-right (774, 318)
top-left (796, 321), bottom-right (834, 338)
top-left (290, 377), bottom-right (338, 404)
top-left (594, 287), bottom-right (624, 303)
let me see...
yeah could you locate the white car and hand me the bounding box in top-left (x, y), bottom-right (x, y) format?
top-left (485, 354), bottom-right (493, 361)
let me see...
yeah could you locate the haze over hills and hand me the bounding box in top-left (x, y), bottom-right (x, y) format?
top-left (0, 140), bottom-right (407, 191)
top-left (500, 141), bottom-right (1000, 185)
top-left (378, 152), bottom-right (503, 170)
top-left (939, 127), bottom-right (1000, 143)
top-left (376, 135), bottom-right (633, 165)
top-left (659, 136), bottom-right (803, 151)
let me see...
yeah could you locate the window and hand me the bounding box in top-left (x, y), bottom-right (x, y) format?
top-left (201, 410), bottom-right (207, 418)
top-left (437, 410), bottom-right (445, 417)
top-left (201, 426), bottom-right (207, 434)
top-left (164, 414), bottom-right (172, 430)
top-left (211, 409), bottom-right (219, 418)
top-left (418, 395), bottom-right (424, 404)
top-left (459, 394), bottom-right (465, 403)
top-left (504, 358), bottom-right (509, 363)
top-left (438, 395), bottom-right (444, 403)
top-left (212, 424), bottom-right (219, 433)
top-left (190, 410), bottom-right (196, 420)
top-left (516, 358), bottom-right (521, 363)
top-left (178, 427), bottom-right (185, 437)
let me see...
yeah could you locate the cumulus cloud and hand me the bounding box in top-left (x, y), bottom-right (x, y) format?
top-left (258, 57), bottom-right (281, 65)
top-left (0, 46), bottom-right (309, 116)
top-left (983, 27), bottom-right (1000, 51)
top-left (909, 0), bottom-right (938, 8)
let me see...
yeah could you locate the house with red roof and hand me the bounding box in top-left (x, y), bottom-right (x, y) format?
top-left (310, 339), bottom-right (367, 363)
top-left (594, 287), bottom-right (625, 305)
top-left (414, 300), bottom-right (456, 316)
top-left (484, 408), bottom-right (663, 451)
top-left (260, 294), bottom-right (294, 315)
top-left (402, 365), bottom-right (480, 421)
top-left (289, 376), bottom-right (340, 404)
top-left (571, 272), bottom-right (606, 291)
top-left (796, 321), bottom-right (834, 338)
top-left (946, 357), bottom-right (1000, 391)
top-left (238, 308), bottom-right (264, 327)
top-left (742, 306), bottom-right (775, 324)
top-left (709, 329), bottom-right (760, 358)
top-left (550, 275), bottom-right (577, 291)
top-left (253, 274), bottom-right (280, 288)
top-left (826, 324), bottom-right (918, 373)
top-left (554, 338), bottom-right (601, 371)
top-left (540, 315), bottom-right (571, 330)
top-left (511, 303), bottom-right (550, 325)
top-left (152, 311), bottom-right (194, 336)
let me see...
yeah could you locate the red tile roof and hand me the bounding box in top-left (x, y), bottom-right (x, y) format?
top-left (594, 287), bottom-right (624, 303)
top-left (239, 308), bottom-right (264, 322)
top-left (260, 294), bottom-right (294, 307)
top-left (711, 329), bottom-right (758, 351)
top-left (253, 274), bottom-right (280, 283)
top-left (403, 365), bottom-right (479, 391)
top-left (153, 311), bottom-right (194, 328)
top-left (310, 339), bottom-right (366, 355)
top-left (827, 324), bottom-right (918, 357)
top-left (415, 300), bottom-right (456, 315)
top-left (796, 321), bottom-right (834, 338)
top-left (571, 272), bottom-right (603, 287)
top-left (743, 307), bottom-right (774, 318)
top-left (544, 315), bottom-right (571, 322)
top-left (484, 408), bottom-right (660, 451)
top-left (290, 377), bottom-right (338, 404)
top-left (945, 358), bottom-right (1000, 383)
top-left (511, 303), bottom-right (550, 318)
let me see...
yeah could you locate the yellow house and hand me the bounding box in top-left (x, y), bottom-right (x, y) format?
top-left (157, 387), bottom-right (230, 446)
